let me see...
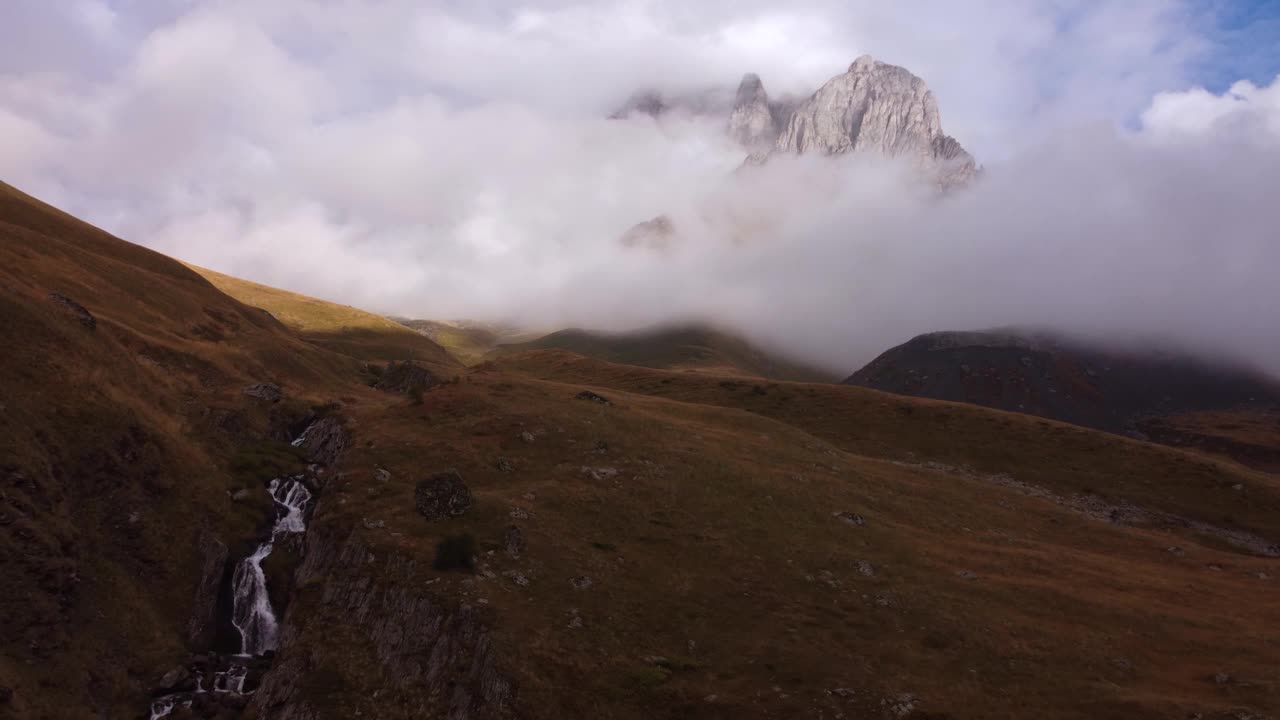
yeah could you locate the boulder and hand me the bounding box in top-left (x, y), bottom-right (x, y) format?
top-left (375, 361), bottom-right (442, 396)
top-left (241, 383), bottom-right (282, 403)
top-left (415, 470), bottom-right (473, 521)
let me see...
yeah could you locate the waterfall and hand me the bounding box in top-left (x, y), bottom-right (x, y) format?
top-left (231, 476), bottom-right (312, 656)
top-left (147, 424), bottom-right (321, 717)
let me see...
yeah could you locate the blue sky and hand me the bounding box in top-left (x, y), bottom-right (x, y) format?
top-left (1197, 0), bottom-right (1280, 90)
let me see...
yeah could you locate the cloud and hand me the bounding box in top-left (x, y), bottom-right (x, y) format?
top-left (1, 1), bottom-right (1279, 375)
top-left (1143, 75), bottom-right (1280, 142)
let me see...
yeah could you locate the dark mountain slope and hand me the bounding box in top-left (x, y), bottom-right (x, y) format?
top-left (843, 329), bottom-right (1280, 434)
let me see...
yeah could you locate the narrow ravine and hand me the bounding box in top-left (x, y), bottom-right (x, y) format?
top-left (148, 428), bottom-right (318, 719)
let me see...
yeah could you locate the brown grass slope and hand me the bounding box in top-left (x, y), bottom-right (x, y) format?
top-left (320, 354), bottom-right (1280, 720)
top-left (497, 350), bottom-right (1280, 541)
top-left (486, 324), bottom-right (835, 382)
top-left (191, 264), bottom-right (462, 372)
top-left (3, 182), bottom-right (1279, 720)
top-left (0, 181), bottom-right (357, 718)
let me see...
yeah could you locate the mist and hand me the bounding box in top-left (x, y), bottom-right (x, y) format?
top-left (3, 1), bottom-right (1279, 376)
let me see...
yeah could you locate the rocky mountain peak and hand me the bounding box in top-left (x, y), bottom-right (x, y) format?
top-left (848, 54), bottom-right (878, 72)
top-left (727, 72), bottom-right (778, 149)
top-left (774, 55), bottom-right (977, 186)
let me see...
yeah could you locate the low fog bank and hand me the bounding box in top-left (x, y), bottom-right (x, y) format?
top-left (5, 3), bottom-right (1279, 377)
top-left (140, 95), bottom-right (1280, 377)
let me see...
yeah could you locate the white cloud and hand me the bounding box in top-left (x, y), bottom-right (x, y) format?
top-left (1142, 75), bottom-right (1280, 142)
top-left (1, 0), bottom-right (1278, 375)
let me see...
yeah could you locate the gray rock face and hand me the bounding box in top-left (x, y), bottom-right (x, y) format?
top-left (253, 528), bottom-right (515, 719)
top-left (619, 215), bottom-right (676, 251)
top-left (726, 73), bottom-right (778, 149)
top-left (186, 531), bottom-right (228, 651)
top-left (296, 416), bottom-right (348, 468)
top-left (775, 55), bottom-right (976, 186)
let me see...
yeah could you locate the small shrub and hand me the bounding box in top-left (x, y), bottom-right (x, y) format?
top-left (433, 533), bottom-right (476, 571)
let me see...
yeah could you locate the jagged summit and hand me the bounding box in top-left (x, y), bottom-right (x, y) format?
top-left (726, 73), bottom-right (778, 149)
top-left (774, 55), bottom-right (977, 186)
top-left (612, 56), bottom-right (977, 188)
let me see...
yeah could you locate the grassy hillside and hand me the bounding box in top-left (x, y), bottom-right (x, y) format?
top-left (395, 317), bottom-right (537, 365)
top-left (4, 182), bottom-right (1279, 720)
top-left (190, 264), bottom-right (461, 373)
top-left (486, 324), bottom-right (835, 382)
top-left (314, 352), bottom-right (1280, 719)
top-left (0, 181), bottom-right (357, 718)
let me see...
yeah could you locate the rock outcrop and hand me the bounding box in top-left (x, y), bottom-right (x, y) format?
top-left (186, 531), bottom-right (228, 651)
top-left (618, 215), bottom-right (676, 251)
top-left (254, 528), bottom-right (515, 719)
top-left (294, 416), bottom-right (349, 468)
top-left (726, 73), bottom-right (778, 150)
top-left (47, 292), bottom-right (96, 329)
top-left (374, 360), bottom-right (442, 396)
top-left (415, 470), bottom-right (474, 521)
top-left (774, 55), bottom-right (976, 186)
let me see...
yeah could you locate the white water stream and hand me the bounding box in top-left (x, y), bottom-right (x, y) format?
top-left (230, 476), bottom-right (312, 656)
top-left (149, 457), bottom-right (314, 719)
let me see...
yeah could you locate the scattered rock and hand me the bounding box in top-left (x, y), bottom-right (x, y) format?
top-left (495, 457), bottom-right (514, 472)
top-left (581, 466), bottom-right (619, 481)
top-left (373, 468), bottom-right (391, 483)
top-left (1213, 671), bottom-right (1232, 686)
top-left (415, 470), bottom-right (474, 521)
top-left (874, 593), bottom-right (894, 607)
top-left (362, 518), bottom-right (386, 530)
top-left (502, 570), bottom-right (530, 587)
top-left (230, 488), bottom-right (250, 502)
top-left (504, 526), bottom-right (525, 558)
top-left (570, 575), bottom-right (594, 590)
top-left (156, 665), bottom-right (193, 692)
top-left (520, 431), bottom-right (535, 443)
top-left (241, 383), bottom-right (282, 403)
top-left (591, 441), bottom-right (609, 454)
top-left (1166, 546), bottom-right (1185, 556)
top-left (856, 560), bottom-right (875, 577)
top-left (508, 507), bottom-right (530, 520)
top-left (834, 511), bottom-right (866, 526)
top-left (884, 692), bottom-right (918, 718)
top-left (954, 569), bottom-right (978, 580)
top-left (48, 292), bottom-right (95, 329)
top-left (829, 688), bottom-right (856, 699)
top-left (566, 609), bottom-right (584, 629)
top-left (575, 390), bottom-right (612, 405)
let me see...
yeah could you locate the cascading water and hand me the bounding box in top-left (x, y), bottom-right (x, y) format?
top-left (231, 476), bottom-right (312, 655)
top-left (149, 424), bottom-right (319, 719)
